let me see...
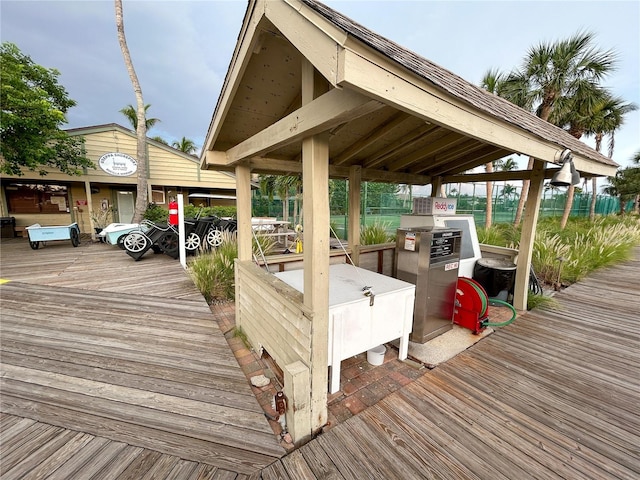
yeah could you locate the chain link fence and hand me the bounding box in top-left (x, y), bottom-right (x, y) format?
top-left (252, 184), bottom-right (625, 240)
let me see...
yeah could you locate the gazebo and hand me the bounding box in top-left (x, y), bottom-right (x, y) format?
top-left (200, 0), bottom-right (618, 444)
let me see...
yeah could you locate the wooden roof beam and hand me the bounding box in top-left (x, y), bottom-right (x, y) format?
top-left (438, 148), bottom-right (511, 176)
top-left (222, 88), bottom-right (384, 167)
top-left (429, 145), bottom-right (509, 177)
top-left (444, 167), bottom-right (587, 184)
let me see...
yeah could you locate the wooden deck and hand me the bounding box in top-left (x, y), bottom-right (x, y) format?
top-left (1, 237), bottom-right (639, 479)
top-left (261, 248), bottom-right (640, 479)
top-left (0, 238), bottom-right (285, 478)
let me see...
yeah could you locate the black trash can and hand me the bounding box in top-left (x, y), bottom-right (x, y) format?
top-left (473, 257), bottom-right (517, 299)
top-left (0, 217), bottom-right (16, 239)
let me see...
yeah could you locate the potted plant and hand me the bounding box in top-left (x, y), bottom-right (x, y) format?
top-left (90, 205), bottom-right (114, 235)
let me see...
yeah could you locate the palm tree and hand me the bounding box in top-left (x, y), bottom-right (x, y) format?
top-left (585, 95), bottom-right (638, 220)
top-left (258, 174), bottom-right (303, 224)
top-left (398, 184), bottom-right (412, 209)
top-left (501, 184), bottom-right (518, 208)
top-left (119, 104), bottom-right (160, 131)
top-left (492, 157), bottom-right (518, 220)
top-left (115, 0), bottom-right (150, 223)
top-left (172, 137), bottom-right (197, 155)
top-left (602, 161), bottom-right (640, 214)
top-left (554, 90), bottom-right (637, 226)
top-left (495, 31), bottom-right (617, 227)
top-left (480, 69), bottom-right (506, 229)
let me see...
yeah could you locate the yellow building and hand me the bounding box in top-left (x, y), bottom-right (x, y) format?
top-left (1, 123), bottom-right (240, 236)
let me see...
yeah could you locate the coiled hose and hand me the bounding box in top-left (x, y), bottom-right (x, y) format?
top-left (458, 277), bottom-right (518, 328)
top-left (482, 298), bottom-right (517, 327)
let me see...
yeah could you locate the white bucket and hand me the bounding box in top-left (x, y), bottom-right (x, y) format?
top-left (367, 345), bottom-right (386, 366)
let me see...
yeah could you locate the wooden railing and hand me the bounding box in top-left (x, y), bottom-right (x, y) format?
top-left (256, 242), bottom-right (397, 275)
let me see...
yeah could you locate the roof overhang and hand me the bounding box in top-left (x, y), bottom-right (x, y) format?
top-left (200, 0), bottom-right (618, 182)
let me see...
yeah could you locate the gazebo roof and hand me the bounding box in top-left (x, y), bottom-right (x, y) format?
top-left (201, 0), bottom-right (618, 182)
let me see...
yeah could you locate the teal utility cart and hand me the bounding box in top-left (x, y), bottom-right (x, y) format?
top-left (26, 223), bottom-right (81, 250)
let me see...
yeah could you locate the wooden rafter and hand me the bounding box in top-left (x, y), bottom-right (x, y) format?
top-left (225, 88), bottom-right (384, 166)
top-left (333, 111), bottom-right (411, 166)
top-left (363, 123), bottom-right (438, 169)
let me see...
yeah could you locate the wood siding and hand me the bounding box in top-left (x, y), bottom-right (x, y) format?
top-left (236, 260), bottom-right (312, 369)
top-left (1, 125), bottom-right (238, 230)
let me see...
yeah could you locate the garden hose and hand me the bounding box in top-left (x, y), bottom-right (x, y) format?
top-left (456, 277), bottom-right (518, 330)
top-left (482, 298), bottom-right (518, 327)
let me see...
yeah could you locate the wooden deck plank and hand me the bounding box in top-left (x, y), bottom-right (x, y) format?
top-left (1, 376), bottom-right (278, 444)
top-left (0, 329), bottom-right (244, 379)
top-left (443, 354), bottom-right (639, 472)
top-left (0, 314), bottom-right (239, 366)
top-left (83, 444), bottom-right (146, 480)
top-left (430, 368), bottom-right (637, 480)
top-left (44, 436), bottom-right (113, 480)
top-left (0, 350), bottom-right (258, 410)
top-left (0, 341), bottom-right (251, 395)
top-left (0, 394), bottom-right (280, 474)
top-left (1, 429), bottom-right (97, 480)
top-left (0, 423), bottom-right (65, 474)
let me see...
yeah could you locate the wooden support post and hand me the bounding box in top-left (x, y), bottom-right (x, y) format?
top-left (513, 159), bottom-right (545, 311)
top-left (235, 163), bottom-right (252, 263)
top-left (302, 132), bottom-right (330, 434)
top-left (235, 163), bottom-right (252, 329)
top-left (301, 57), bottom-right (329, 434)
top-left (348, 165), bottom-right (362, 266)
top-left (431, 176), bottom-right (443, 197)
top-left (283, 361), bottom-right (311, 445)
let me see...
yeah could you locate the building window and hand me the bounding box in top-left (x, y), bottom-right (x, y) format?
top-left (151, 188), bottom-right (165, 204)
top-left (5, 183), bottom-right (69, 214)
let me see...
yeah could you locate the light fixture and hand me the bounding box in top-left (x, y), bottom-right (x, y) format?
top-left (550, 149), bottom-right (580, 187)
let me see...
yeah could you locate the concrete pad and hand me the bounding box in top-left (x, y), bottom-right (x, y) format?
top-left (407, 325), bottom-right (494, 367)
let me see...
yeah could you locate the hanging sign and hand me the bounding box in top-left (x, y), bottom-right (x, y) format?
top-left (98, 152), bottom-right (137, 176)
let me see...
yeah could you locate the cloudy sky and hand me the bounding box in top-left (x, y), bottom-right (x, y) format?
top-left (2, 0), bottom-right (638, 173)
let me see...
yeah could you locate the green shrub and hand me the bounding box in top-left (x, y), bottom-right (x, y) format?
top-left (189, 232), bottom-right (237, 303)
top-left (144, 204), bottom-right (168, 223)
top-left (184, 204), bottom-right (237, 219)
top-left (252, 232), bottom-right (277, 258)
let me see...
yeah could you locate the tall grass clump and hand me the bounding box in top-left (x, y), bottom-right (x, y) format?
top-left (360, 221), bottom-right (394, 245)
top-left (527, 293), bottom-right (559, 311)
top-left (481, 216), bottom-right (639, 286)
top-left (477, 223), bottom-right (520, 248)
top-left (189, 231), bottom-right (238, 303)
top-left (531, 217), bottom-right (639, 285)
top-left (188, 230), bottom-right (277, 303)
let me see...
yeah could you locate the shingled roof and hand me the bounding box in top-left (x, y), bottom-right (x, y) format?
top-left (202, 0), bottom-right (618, 183)
top-left (302, 0), bottom-right (617, 169)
